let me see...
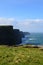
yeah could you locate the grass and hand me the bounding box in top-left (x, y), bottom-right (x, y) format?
top-left (0, 45), bottom-right (43, 65)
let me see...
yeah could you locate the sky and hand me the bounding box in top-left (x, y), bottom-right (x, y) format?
top-left (0, 0), bottom-right (43, 33)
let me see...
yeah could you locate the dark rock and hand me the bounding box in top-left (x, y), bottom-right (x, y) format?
top-left (0, 25), bottom-right (23, 45)
top-left (20, 31), bottom-right (25, 38)
top-left (23, 32), bottom-right (30, 36)
top-left (0, 26), bottom-right (14, 45)
top-left (13, 29), bottom-right (22, 45)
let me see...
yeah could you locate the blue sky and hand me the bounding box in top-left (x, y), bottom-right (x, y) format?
top-left (0, 0), bottom-right (43, 33)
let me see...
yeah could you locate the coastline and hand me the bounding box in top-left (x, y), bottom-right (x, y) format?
top-left (19, 44), bottom-right (43, 49)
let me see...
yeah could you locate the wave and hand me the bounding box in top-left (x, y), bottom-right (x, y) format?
top-left (29, 38), bottom-right (36, 41)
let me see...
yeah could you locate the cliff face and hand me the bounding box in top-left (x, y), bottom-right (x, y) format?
top-left (23, 32), bottom-right (30, 36)
top-left (13, 29), bottom-right (22, 45)
top-left (20, 31), bottom-right (25, 38)
top-left (0, 26), bottom-right (23, 45)
top-left (0, 26), bottom-right (13, 45)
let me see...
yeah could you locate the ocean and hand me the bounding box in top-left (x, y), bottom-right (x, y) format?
top-left (22, 33), bottom-right (43, 45)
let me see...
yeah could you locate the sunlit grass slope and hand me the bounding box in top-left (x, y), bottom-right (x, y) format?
top-left (0, 45), bottom-right (43, 65)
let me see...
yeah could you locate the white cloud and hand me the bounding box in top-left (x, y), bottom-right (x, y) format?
top-left (32, 19), bottom-right (43, 23)
top-left (0, 17), bottom-right (43, 32)
top-left (17, 21), bottom-right (30, 26)
top-left (15, 19), bottom-right (43, 31)
top-left (0, 17), bottom-right (15, 25)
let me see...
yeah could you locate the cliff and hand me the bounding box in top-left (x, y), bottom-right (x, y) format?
top-left (0, 25), bottom-right (24, 45)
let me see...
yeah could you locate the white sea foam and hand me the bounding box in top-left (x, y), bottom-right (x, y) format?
top-left (29, 38), bottom-right (36, 41)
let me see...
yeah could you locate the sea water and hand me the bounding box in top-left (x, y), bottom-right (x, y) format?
top-left (22, 33), bottom-right (43, 45)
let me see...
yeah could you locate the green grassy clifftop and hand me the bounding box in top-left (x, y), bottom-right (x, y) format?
top-left (0, 45), bottom-right (43, 65)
